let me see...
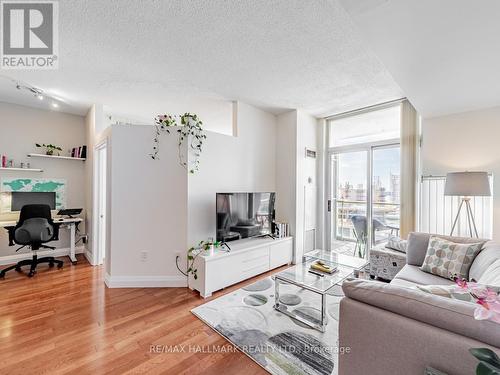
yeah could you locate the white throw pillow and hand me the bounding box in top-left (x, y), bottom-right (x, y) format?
top-left (477, 259), bottom-right (500, 287)
top-left (385, 236), bottom-right (407, 253)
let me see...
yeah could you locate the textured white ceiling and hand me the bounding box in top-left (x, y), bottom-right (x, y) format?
top-left (1, 0), bottom-right (403, 120)
top-left (341, 0), bottom-right (500, 118)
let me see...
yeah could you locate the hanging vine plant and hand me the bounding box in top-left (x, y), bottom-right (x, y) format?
top-left (150, 113), bottom-right (207, 174)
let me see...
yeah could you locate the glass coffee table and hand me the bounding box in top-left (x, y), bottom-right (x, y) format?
top-left (273, 251), bottom-right (368, 332)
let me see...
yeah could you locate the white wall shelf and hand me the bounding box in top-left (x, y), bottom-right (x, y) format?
top-left (0, 167), bottom-right (43, 172)
top-left (27, 153), bottom-right (86, 161)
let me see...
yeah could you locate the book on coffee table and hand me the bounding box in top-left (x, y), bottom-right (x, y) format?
top-left (309, 260), bottom-right (338, 274)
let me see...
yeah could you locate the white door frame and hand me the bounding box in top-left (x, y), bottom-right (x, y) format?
top-left (92, 139), bottom-right (107, 266)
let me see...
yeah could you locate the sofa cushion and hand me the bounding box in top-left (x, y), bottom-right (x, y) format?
top-left (394, 265), bottom-right (455, 286)
top-left (390, 278), bottom-right (419, 289)
top-left (415, 284), bottom-right (476, 302)
top-left (420, 236), bottom-right (484, 280)
top-left (470, 241), bottom-right (500, 282)
top-left (477, 259), bottom-right (500, 287)
top-left (342, 279), bottom-right (500, 348)
top-left (406, 232), bottom-right (487, 266)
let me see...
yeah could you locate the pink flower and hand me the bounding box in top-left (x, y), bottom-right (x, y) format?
top-left (474, 298), bottom-right (500, 324)
top-left (477, 288), bottom-right (499, 303)
top-left (453, 278), bottom-right (477, 294)
top-left (456, 278), bottom-right (468, 289)
top-left (453, 278), bottom-right (484, 295)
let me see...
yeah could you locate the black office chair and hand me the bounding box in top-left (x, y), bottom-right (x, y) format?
top-left (0, 204), bottom-right (63, 278)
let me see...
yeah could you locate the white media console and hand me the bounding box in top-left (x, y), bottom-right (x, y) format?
top-left (188, 236), bottom-right (293, 298)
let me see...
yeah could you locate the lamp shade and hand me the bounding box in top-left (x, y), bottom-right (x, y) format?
top-left (444, 172), bottom-right (491, 197)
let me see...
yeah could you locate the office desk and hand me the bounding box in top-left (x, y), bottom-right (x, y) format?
top-left (0, 217), bottom-right (83, 264)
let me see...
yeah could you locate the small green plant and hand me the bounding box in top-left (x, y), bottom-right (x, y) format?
top-left (36, 143), bottom-right (62, 156)
top-left (151, 113), bottom-right (206, 174)
top-left (187, 239), bottom-right (222, 280)
top-left (470, 348), bottom-right (500, 375)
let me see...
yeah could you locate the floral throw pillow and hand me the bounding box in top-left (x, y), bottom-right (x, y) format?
top-left (420, 236), bottom-right (484, 280)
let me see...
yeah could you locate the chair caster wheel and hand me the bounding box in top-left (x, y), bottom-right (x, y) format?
top-left (0, 272), bottom-right (5, 279)
top-left (28, 271), bottom-right (36, 277)
top-left (57, 263), bottom-right (63, 269)
top-left (15, 267), bottom-right (21, 272)
top-left (49, 263), bottom-right (54, 268)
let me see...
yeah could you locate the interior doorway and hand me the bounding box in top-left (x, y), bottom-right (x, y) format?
top-left (93, 140), bottom-right (107, 265)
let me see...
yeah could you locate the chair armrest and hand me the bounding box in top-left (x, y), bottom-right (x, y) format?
top-left (51, 222), bottom-right (60, 241)
top-left (5, 226), bottom-right (15, 246)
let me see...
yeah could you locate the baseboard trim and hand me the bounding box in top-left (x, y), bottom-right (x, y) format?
top-left (0, 246), bottom-right (85, 266)
top-left (104, 273), bottom-right (187, 288)
top-left (84, 249), bottom-right (94, 265)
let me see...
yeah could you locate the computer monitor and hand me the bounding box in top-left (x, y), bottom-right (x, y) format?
top-left (11, 192), bottom-right (56, 211)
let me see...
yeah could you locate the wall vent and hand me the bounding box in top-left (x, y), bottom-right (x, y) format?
top-left (305, 148), bottom-right (317, 158)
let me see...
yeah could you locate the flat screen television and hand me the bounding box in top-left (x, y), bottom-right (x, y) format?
top-left (216, 192), bottom-right (275, 242)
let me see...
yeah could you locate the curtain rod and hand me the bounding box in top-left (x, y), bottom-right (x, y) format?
top-left (324, 97), bottom-right (407, 121)
top-left (421, 173), bottom-right (493, 181)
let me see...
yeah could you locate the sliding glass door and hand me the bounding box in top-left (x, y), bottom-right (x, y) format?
top-left (326, 103), bottom-right (401, 258)
top-left (330, 150), bottom-right (369, 257)
top-left (329, 145), bottom-right (400, 258)
top-left (372, 145), bottom-right (401, 246)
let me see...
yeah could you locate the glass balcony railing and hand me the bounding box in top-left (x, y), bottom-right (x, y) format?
top-left (333, 199), bottom-right (400, 255)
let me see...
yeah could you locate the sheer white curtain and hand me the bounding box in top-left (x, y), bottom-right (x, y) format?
top-left (399, 100), bottom-right (419, 238)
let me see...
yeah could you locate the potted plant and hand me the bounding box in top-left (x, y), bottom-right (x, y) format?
top-left (35, 143), bottom-right (63, 156)
top-left (150, 113), bottom-right (207, 174)
top-left (185, 239), bottom-right (223, 280)
top-left (470, 348), bottom-right (500, 374)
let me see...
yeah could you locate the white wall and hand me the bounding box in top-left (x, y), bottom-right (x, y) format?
top-left (84, 104), bottom-right (106, 264)
top-left (107, 99), bottom-right (234, 136)
top-left (275, 110), bottom-right (320, 262)
top-left (107, 124), bottom-right (188, 285)
top-left (105, 102), bottom-right (320, 286)
top-left (275, 111), bottom-right (297, 244)
top-left (107, 102), bottom-right (275, 286)
top-left (187, 101), bottom-right (277, 245)
top-left (0, 103), bottom-right (87, 256)
top-left (421, 106), bottom-right (500, 240)
top-left (296, 110), bottom-right (320, 259)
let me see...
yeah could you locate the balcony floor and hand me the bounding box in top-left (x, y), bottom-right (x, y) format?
top-left (331, 239), bottom-right (357, 256)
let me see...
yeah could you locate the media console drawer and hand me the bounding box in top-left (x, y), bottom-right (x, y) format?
top-left (188, 237), bottom-right (293, 298)
top-left (270, 240), bottom-right (293, 269)
top-left (205, 247), bottom-right (269, 292)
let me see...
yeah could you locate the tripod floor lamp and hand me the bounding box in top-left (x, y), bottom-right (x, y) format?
top-left (444, 171), bottom-right (491, 238)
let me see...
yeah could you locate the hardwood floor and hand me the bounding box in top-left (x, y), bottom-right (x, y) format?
top-left (0, 255), bottom-right (286, 375)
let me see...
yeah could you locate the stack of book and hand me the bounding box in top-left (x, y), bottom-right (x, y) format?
top-left (71, 145), bottom-right (87, 159)
top-left (274, 222), bottom-right (289, 238)
top-left (309, 260), bottom-right (337, 275)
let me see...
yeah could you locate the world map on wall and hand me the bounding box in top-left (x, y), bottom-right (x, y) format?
top-left (1, 178), bottom-right (66, 209)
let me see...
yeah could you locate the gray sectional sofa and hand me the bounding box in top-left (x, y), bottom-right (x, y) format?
top-left (339, 232), bottom-right (500, 375)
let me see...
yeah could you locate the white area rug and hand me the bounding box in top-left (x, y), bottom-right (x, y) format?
top-left (191, 276), bottom-right (343, 375)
